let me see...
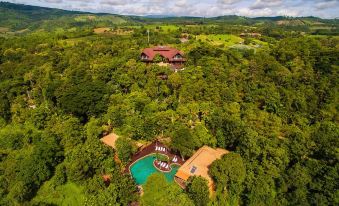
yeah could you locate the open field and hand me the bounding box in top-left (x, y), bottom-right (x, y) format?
top-left (0, 27), bottom-right (9, 33)
top-left (196, 34), bottom-right (244, 47)
top-left (94, 27), bottom-right (111, 34)
top-left (94, 27), bottom-right (133, 35)
top-left (150, 25), bottom-right (179, 32)
top-left (251, 39), bottom-right (269, 46)
top-left (308, 34), bottom-right (339, 39)
top-left (58, 37), bottom-right (87, 47)
top-left (74, 15), bottom-right (127, 24)
top-left (124, 25), bottom-right (180, 32)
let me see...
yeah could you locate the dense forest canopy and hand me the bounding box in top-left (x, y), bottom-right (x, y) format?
top-left (0, 2), bottom-right (338, 206)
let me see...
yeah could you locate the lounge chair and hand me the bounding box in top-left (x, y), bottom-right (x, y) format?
top-left (163, 148), bottom-right (166, 152)
top-left (165, 164), bottom-right (169, 169)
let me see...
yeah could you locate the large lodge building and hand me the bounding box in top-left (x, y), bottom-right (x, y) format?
top-left (141, 46), bottom-right (186, 70)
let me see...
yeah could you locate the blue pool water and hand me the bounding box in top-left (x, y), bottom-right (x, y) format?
top-left (130, 154), bottom-right (179, 185)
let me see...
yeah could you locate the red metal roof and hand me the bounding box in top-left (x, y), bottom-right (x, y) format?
top-left (141, 46), bottom-right (185, 62)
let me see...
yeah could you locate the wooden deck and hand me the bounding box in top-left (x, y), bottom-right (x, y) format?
top-left (125, 141), bottom-right (185, 173)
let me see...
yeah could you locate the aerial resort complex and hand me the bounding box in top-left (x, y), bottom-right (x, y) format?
top-left (1, 1), bottom-right (337, 205)
top-left (101, 133), bottom-right (228, 194)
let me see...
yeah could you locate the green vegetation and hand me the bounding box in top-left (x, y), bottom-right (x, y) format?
top-left (0, 2), bottom-right (338, 206)
top-left (142, 173), bottom-right (194, 206)
top-left (116, 137), bottom-right (135, 164)
top-left (187, 176), bottom-right (210, 206)
top-left (32, 182), bottom-right (85, 205)
top-left (210, 153), bottom-right (246, 205)
top-left (196, 34), bottom-right (244, 47)
top-left (155, 153), bottom-right (169, 162)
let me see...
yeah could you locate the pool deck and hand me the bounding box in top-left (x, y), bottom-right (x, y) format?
top-left (125, 141), bottom-right (185, 173)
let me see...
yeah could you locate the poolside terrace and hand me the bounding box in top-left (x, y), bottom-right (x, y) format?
top-left (125, 141), bottom-right (185, 174)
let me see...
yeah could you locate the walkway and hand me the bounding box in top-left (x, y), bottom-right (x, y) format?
top-left (124, 141), bottom-right (185, 173)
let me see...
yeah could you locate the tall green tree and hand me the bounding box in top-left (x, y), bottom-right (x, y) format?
top-left (171, 124), bottom-right (197, 158)
top-left (142, 173), bottom-right (194, 206)
top-left (186, 176), bottom-right (210, 206)
top-left (115, 137), bottom-right (135, 164)
top-left (210, 153), bottom-right (246, 205)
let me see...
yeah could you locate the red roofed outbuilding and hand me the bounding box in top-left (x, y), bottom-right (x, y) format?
top-left (141, 46), bottom-right (186, 69)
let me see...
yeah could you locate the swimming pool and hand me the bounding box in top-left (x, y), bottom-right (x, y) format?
top-left (130, 154), bottom-right (180, 185)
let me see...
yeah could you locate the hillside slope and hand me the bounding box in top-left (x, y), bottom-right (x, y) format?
top-left (0, 2), bottom-right (338, 34)
top-left (0, 2), bottom-right (131, 31)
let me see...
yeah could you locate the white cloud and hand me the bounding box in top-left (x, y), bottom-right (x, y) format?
top-left (237, 7), bottom-right (273, 16)
top-left (39, 0), bottom-right (63, 3)
top-left (218, 0), bottom-right (242, 4)
top-left (6, 0), bottom-right (339, 18)
top-left (175, 0), bottom-right (188, 7)
top-left (101, 0), bottom-right (138, 6)
top-left (315, 0), bottom-right (339, 10)
top-left (250, 0), bottom-right (283, 9)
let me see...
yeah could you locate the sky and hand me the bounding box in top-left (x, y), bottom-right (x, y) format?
top-left (6, 0), bottom-right (339, 18)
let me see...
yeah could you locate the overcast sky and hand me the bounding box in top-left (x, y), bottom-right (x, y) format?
top-left (6, 0), bottom-right (339, 18)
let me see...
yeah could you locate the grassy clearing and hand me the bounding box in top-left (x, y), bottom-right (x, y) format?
top-left (124, 25), bottom-right (180, 32)
top-left (196, 34), bottom-right (244, 47)
top-left (143, 25), bottom-right (179, 32)
top-left (184, 24), bottom-right (219, 28)
top-left (74, 15), bottom-right (127, 24)
top-left (94, 27), bottom-right (133, 35)
top-left (32, 182), bottom-right (85, 206)
top-left (308, 35), bottom-right (339, 40)
top-left (310, 26), bottom-right (335, 30)
top-left (94, 27), bottom-right (111, 34)
top-left (58, 38), bottom-right (86, 47)
top-left (251, 39), bottom-right (269, 46)
top-left (74, 15), bottom-right (96, 22)
top-left (155, 25), bottom-right (179, 32)
top-left (0, 27), bottom-right (9, 33)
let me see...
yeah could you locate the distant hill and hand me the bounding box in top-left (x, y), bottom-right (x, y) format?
top-left (0, 2), bottom-right (338, 33)
top-left (144, 15), bottom-right (177, 18)
top-left (0, 2), bottom-right (132, 31)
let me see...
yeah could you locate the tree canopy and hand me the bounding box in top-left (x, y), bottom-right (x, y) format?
top-left (0, 5), bottom-right (338, 205)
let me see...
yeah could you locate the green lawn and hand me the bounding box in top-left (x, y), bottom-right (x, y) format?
top-left (32, 182), bottom-right (85, 205)
top-left (196, 34), bottom-right (244, 47)
top-left (308, 35), bottom-right (339, 40)
top-left (143, 25), bottom-right (179, 31)
top-left (74, 15), bottom-right (127, 24)
top-left (0, 27), bottom-right (9, 33)
top-left (251, 39), bottom-right (269, 46)
top-left (124, 25), bottom-right (180, 32)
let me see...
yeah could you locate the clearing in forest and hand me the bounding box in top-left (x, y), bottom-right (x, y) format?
top-left (74, 15), bottom-right (127, 24)
top-left (94, 27), bottom-right (133, 35)
top-left (0, 27), bottom-right (9, 33)
top-left (125, 25), bottom-right (179, 33)
top-left (196, 34), bottom-right (244, 47)
top-left (93, 27), bottom-right (111, 34)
